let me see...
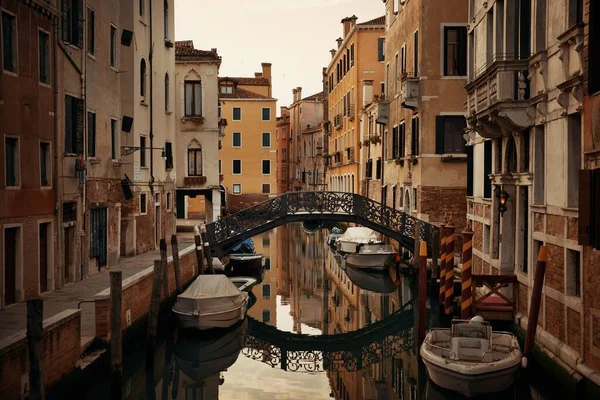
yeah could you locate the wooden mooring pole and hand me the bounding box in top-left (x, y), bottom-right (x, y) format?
top-left (461, 224), bottom-right (474, 319)
top-left (26, 299), bottom-right (44, 400)
top-left (523, 245), bottom-right (548, 368)
top-left (444, 220), bottom-right (456, 316)
top-left (200, 224), bottom-right (215, 274)
top-left (418, 241), bottom-right (428, 346)
top-left (160, 239), bottom-right (169, 298)
top-left (110, 271), bottom-right (123, 400)
top-left (439, 219), bottom-right (447, 306)
top-left (146, 259), bottom-right (165, 366)
top-left (413, 221), bottom-right (422, 269)
top-left (194, 225), bottom-right (205, 275)
top-left (171, 235), bottom-right (182, 294)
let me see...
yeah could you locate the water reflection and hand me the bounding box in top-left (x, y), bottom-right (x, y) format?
top-left (50, 223), bottom-right (568, 400)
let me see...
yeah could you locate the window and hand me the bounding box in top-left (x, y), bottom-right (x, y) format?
top-left (139, 0), bottom-right (144, 16)
top-left (401, 44), bottom-right (406, 74)
top-left (578, 168), bottom-right (600, 250)
top-left (110, 118), bottom-right (118, 160)
top-left (232, 160), bottom-right (242, 175)
top-left (38, 30), bottom-right (50, 84)
top-left (411, 116), bottom-right (419, 156)
top-left (218, 159), bottom-right (222, 174)
top-left (568, 0), bottom-right (584, 27)
top-left (220, 84), bottom-right (233, 94)
top-left (568, 113), bottom-right (582, 207)
top-left (62, 0), bottom-right (83, 47)
top-left (263, 237), bottom-right (270, 247)
top-left (39, 142), bottom-right (51, 187)
top-left (110, 24), bottom-right (117, 68)
top-left (467, 146), bottom-right (474, 196)
top-left (399, 123), bottom-right (406, 158)
top-left (414, 30), bottom-right (419, 76)
top-left (140, 59), bottom-right (147, 98)
top-left (140, 136), bottom-right (147, 167)
top-left (218, 106), bottom-right (222, 118)
top-left (2, 11), bottom-right (17, 72)
top-left (163, 0), bottom-right (169, 39)
top-left (264, 257), bottom-right (271, 270)
top-left (87, 110), bottom-right (96, 157)
top-left (350, 43), bottom-right (354, 66)
top-left (413, 187), bottom-right (418, 210)
top-left (282, 148), bottom-right (287, 161)
top-left (140, 193), bottom-right (147, 214)
top-left (262, 284), bottom-right (271, 299)
top-left (232, 107), bottom-right (241, 121)
top-left (184, 81), bottom-right (202, 116)
top-left (232, 132), bottom-right (241, 147)
top-left (394, 54), bottom-right (399, 94)
top-left (262, 132), bottom-right (271, 147)
top-left (165, 142), bottom-right (173, 169)
top-left (590, 0), bottom-right (600, 93)
top-left (262, 108), bottom-right (271, 121)
top-left (188, 148), bottom-right (202, 176)
top-left (262, 310), bottom-right (271, 323)
top-left (443, 26), bottom-right (467, 76)
top-left (166, 192), bottom-right (172, 211)
top-left (533, 126), bottom-right (545, 205)
top-left (164, 73), bottom-right (169, 112)
top-left (566, 249), bottom-right (581, 297)
top-left (262, 184), bottom-right (270, 194)
top-left (435, 116), bottom-right (467, 154)
top-left (87, 7), bottom-right (95, 55)
top-left (262, 160), bottom-right (271, 175)
top-left (64, 95), bottom-right (84, 154)
top-left (376, 158), bottom-right (382, 179)
top-left (378, 37), bottom-right (385, 61)
top-left (232, 183), bottom-right (241, 194)
top-left (5, 137), bottom-right (19, 186)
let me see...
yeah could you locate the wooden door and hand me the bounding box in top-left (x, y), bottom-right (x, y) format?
top-left (4, 228), bottom-right (17, 305)
top-left (39, 224), bottom-right (48, 292)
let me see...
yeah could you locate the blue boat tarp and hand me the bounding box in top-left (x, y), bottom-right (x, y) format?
top-left (231, 238), bottom-right (255, 254)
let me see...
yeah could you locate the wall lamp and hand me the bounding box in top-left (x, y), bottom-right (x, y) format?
top-left (495, 186), bottom-right (509, 216)
top-left (121, 146), bottom-right (166, 160)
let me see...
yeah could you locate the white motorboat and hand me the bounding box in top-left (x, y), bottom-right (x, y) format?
top-left (345, 266), bottom-right (397, 294)
top-left (344, 244), bottom-right (396, 269)
top-left (228, 276), bottom-right (257, 292)
top-left (327, 233), bottom-right (343, 247)
top-left (173, 275), bottom-right (248, 330)
top-left (420, 317), bottom-right (522, 398)
top-left (335, 227), bottom-right (383, 254)
top-left (227, 253), bottom-right (265, 270)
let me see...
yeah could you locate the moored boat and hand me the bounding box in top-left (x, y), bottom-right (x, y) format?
top-left (173, 275), bottom-right (248, 330)
top-left (228, 276), bottom-right (257, 292)
top-left (335, 227), bottom-right (383, 254)
top-left (344, 244), bottom-right (396, 269)
top-left (345, 266), bottom-right (397, 294)
top-left (420, 317), bottom-right (522, 398)
top-left (227, 253), bottom-right (265, 270)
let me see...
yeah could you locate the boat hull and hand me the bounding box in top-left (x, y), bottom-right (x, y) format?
top-left (228, 254), bottom-right (264, 270)
top-left (174, 303), bottom-right (247, 331)
top-left (345, 252), bottom-right (395, 269)
top-left (336, 239), bottom-right (383, 254)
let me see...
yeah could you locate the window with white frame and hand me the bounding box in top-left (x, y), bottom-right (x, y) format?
top-left (232, 160), bottom-right (242, 175)
top-left (140, 58), bottom-right (147, 99)
top-left (262, 184), bottom-right (270, 194)
top-left (39, 30), bottom-right (51, 84)
top-left (232, 183), bottom-right (241, 194)
top-left (262, 160), bottom-right (271, 175)
top-left (2, 11), bottom-right (18, 73)
top-left (87, 7), bottom-right (95, 55)
top-left (262, 132), bottom-right (271, 147)
top-left (443, 26), bottom-right (467, 76)
top-left (232, 107), bottom-right (241, 121)
top-left (232, 132), bottom-right (241, 147)
top-left (262, 108), bottom-right (271, 121)
top-left (184, 81), bottom-right (202, 117)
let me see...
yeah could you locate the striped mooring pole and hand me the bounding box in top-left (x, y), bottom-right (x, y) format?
top-left (461, 223), bottom-right (474, 319)
top-left (438, 218), bottom-right (447, 305)
top-left (444, 220), bottom-right (456, 315)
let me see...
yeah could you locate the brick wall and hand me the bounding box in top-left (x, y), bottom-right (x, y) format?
top-left (0, 310), bottom-right (81, 398)
top-left (545, 244), bottom-right (564, 294)
top-left (420, 186), bottom-right (467, 226)
top-left (545, 296), bottom-right (565, 342)
top-left (228, 193), bottom-right (270, 213)
top-left (94, 244), bottom-right (197, 339)
top-left (583, 247), bottom-right (600, 370)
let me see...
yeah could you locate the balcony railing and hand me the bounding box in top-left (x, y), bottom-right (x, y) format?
top-left (184, 176), bottom-right (207, 186)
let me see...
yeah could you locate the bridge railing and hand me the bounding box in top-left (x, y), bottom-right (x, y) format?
top-left (206, 191), bottom-right (439, 251)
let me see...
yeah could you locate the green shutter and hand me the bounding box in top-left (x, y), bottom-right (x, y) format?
top-left (62, 0), bottom-right (69, 42)
top-left (378, 38), bottom-right (384, 62)
top-left (458, 27), bottom-right (467, 75)
top-left (435, 116), bottom-right (445, 154)
top-left (75, 98), bottom-right (84, 154)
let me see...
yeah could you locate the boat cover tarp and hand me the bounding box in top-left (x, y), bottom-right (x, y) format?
top-left (174, 275), bottom-right (246, 316)
top-left (231, 238), bottom-right (255, 254)
top-left (339, 227), bottom-right (379, 242)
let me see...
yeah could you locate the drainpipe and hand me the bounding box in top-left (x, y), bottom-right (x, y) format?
top-left (149, 0), bottom-right (155, 187)
top-left (53, 15), bottom-right (62, 290)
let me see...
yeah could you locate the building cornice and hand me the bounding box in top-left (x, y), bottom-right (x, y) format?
top-left (19, 0), bottom-right (60, 18)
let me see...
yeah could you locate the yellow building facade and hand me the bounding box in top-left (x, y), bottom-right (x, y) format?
top-left (218, 64), bottom-right (277, 213)
top-left (326, 16), bottom-right (385, 193)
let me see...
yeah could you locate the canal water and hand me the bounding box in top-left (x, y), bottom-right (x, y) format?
top-left (49, 223), bottom-right (572, 400)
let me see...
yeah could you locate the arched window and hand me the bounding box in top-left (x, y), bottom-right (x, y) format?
top-left (188, 141), bottom-right (202, 176)
top-left (140, 59), bottom-right (147, 98)
top-left (163, 0), bottom-right (169, 39)
top-left (164, 73), bottom-right (169, 112)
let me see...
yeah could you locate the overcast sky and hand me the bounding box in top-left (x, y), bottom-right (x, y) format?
top-left (175, 0), bottom-right (384, 114)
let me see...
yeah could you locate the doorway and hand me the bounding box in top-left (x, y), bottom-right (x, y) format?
top-left (39, 223), bottom-right (50, 293)
top-left (3, 227), bottom-right (19, 306)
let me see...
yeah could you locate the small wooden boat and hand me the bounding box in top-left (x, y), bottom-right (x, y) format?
top-left (420, 317), bottom-right (522, 398)
top-left (227, 253), bottom-right (265, 270)
top-left (173, 275), bottom-right (248, 330)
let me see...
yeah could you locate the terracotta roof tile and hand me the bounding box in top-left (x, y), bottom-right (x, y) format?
top-left (219, 87), bottom-right (272, 99)
top-left (357, 16), bottom-right (385, 26)
top-left (221, 77), bottom-right (271, 86)
top-left (175, 40), bottom-right (220, 60)
top-left (303, 91), bottom-right (324, 101)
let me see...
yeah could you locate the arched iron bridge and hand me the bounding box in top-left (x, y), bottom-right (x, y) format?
top-left (206, 191), bottom-right (440, 256)
top-left (242, 302), bottom-right (416, 372)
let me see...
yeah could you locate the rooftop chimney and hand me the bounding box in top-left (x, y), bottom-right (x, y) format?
top-left (261, 63), bottom-right (272, 96)
top-left (342, 15), bottom-right (358, 38)
top-left (330, 49), bottom-right (337, 59)
top-left (211, 48), bottom-right (218, 54)
top-left (280, 106), bottom-right (289, 117)
top-left (336, 37), bottom-right (343, 49)
top-left (255, 72), bottom-right (263, 78)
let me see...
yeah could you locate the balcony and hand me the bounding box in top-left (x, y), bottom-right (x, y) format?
top-left (465, 56), bottom-right (533, 138)
top-left (334, 114), bottom-right (342, 130)
top-left (184, 176), bottom-right (207, 186)
top-left (346, 103), bottom-right (355, 121)
top-left (401, 73), bottom-right (419, 109)
top-left (376, 101), bottom-right (389, 125)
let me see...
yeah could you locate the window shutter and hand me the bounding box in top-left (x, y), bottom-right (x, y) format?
top-left (62, 0), bottom-right (69, 41)
top-left (458, 27), bottom-right (468, 75)
top-left (443, 28), bottom-right (448, 75)
top-left (65, 96), bottom-right (73, 153)
top-left (77, 0), bottom-right (84, 47)
top-left (466, 145), bottom-right (474, 196)
top-left (378, 38), bottom-right (384, 62)
top-left (578, 169), bottom-right (591, 246)
top-left (435, 116), bottom-right (445, 154)
top-left (400, 124), bottom-right (406, 157)
top-left (75, 98), bottom-right (84, 154)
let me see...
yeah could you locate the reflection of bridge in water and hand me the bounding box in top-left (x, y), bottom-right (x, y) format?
top-left (242, 302), bottom-right (415, 372)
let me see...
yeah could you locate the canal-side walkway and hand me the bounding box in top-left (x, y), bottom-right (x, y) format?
top-left (0, 234), bottom-right (195, 344)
